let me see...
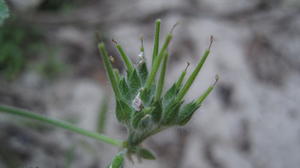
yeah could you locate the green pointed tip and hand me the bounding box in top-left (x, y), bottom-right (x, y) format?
top-left (195, 75), bottom-right (219, 106)
top-left (208, 35), bottom-right (214, 50)
top-left (152, 19), bottom-right (161, 65)
top-left (176, 62), bottom-right (190, 88)
top-left (170, 21), bottom-right (180, 34)
top-left (176, 36), bottom-right (214, 102)
top-left (98, 43), bottom-right (121, 98)
top-left (213, 74), bottom-right (219, 87)
top-left (140, 35), bottom-right (145, 52)
top-left (112, 39), bottom-right (134, 73)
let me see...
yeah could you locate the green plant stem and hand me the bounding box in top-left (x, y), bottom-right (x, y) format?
top-left (145, 33), bottom-right (172, 89)
top-left (155, 52), bottom-right (169, 101)
top-left (98, 43), bottom-right (121, 98)
top-left (152, 19), bottom-right (161, 66)
top-left (97, 94), bottom-right (109, 133)
top-left (0, 105), bottom-right (123, 147)
top-left (114, 43), bottom-right (134, 73)
top-left (176, 37), bottom-right (213, 102)
top-left (176, 63), bottom-right (190, 88)
top-left (195, 75), bottom-right (219, 105)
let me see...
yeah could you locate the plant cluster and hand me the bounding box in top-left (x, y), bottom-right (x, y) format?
top-left (0, 19), bottom-right (217, 168)
top-left (99, 19), bottom-right (218, 167)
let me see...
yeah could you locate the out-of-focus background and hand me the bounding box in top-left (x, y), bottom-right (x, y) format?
top-left (1, 0), bottom-right (300, 168)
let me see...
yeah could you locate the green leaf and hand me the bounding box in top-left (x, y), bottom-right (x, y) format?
top-left (162, 84), bottom-right (178, 107)
top-left (137, 62), bottom-right (148, 84)
top-left (176, 102), bottom-right (200, 125)
top-left (107, 152), bottom-right (125, 168)
top-left (0, 0), bottom-right (9, 25)
top-left (138, 147), bottom-right (156, 160)
top-left (138, 114), bottom-right (153, 130)
top-left (128, 69), bottom-right (142, 95)
top-left (162, 101), bottom-right (183, 125)
top-left (140, 87), bottom-right (154, 106)
top-left (116, 99), bottom-right (132, 124)
top-left (151, 101), bottom-right (162, 123)
top-left (119, 78), bottom-right (130, 100)
top-left (131, 110), bottom-right (145, 129)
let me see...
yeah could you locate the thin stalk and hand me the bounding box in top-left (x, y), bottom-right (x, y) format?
top-left (155, 52), bottom-right (169, 101)
top-left (176, 62), bottom-right (190, 88)
top-left (176, 36), bottom-right (214, 102)
top-left (145, 34), bottom-right (172, 89)
top-left (112, 39), bottom-right (134, 73)
top-left (152, 19), bottom-right (161, 66)
top-left (98, 43), bottom-right (121, 98)
top-left (97, 94), bottom-right (109, 133)
top-left (195, 75), bottom-right (219, 105)
top-left (0, 105), bottom-right (123, 147)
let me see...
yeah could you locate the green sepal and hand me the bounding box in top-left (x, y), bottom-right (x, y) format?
top-left (127, 69), bottom-right (142, 95)
top-left (151, 101), bottom-right (162, 123)
top-left (119, 78), bottom-right (130, 100)
top-left (137, 147), bottom-right (156, 160)
top-left (137, 62), bottom-right (148, 85)
top-left (131, 111), bottom-right (146, 129)
top-left (107, 152), bottom-right (125, 168)
top-left (116, 99), bottom-right (132, 124)
top-left (162, 101), bottom-right (183, 125)
top-left (176, 101), bottom-right (200, 125)
top-left (139, 87), bottom-right (154, 106)
top-left (162, 84), bottom-right (179, 108)
top-left (138, 114), bottom-right (153, 130)
top-left (114, 68), bottom-right (120, 84)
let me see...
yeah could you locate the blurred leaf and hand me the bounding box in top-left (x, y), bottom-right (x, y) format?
top-left (97, 95), bottom-right (109, 133)
top-left (140, 85), bottom-right (156, 106)
top-left (137, 62), bottom-right (148, 84)
top-left (138, 147), bottom-right (156, 160)
top-left (0, 0), bottom-right (9, 25)
top-left (131, 110), bottom-right (145, 129)
top-left (151, 101), bottom-right (162, 123)
top-left (128, 69), bottom-right (142, 95)
top-left (64, 144), bottom-right (76, 168)
top-left (138, 114), bottom-right (152, 130)
top-left (162, 101), bottom-right (183, 125)
top-left (176, 102), bottom-right (200, 125)
top-left (116, 100), bottom-right (132, 124)
top-left (119, 78), bottom-right (131, 100)
top-left (107, 152), bottom-right (124, 168)
top-left (162, 84), bottom-right (178, 107)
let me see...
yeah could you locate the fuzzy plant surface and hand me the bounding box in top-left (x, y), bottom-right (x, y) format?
top-left (0, 19), bottom-right (217, 168)
top-left (99, 19), bottom-right (218, 167)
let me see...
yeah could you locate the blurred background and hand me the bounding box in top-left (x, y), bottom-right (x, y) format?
top-left (1, 0), bottom-right (300, 167)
